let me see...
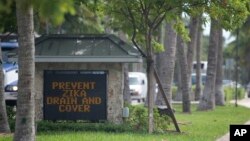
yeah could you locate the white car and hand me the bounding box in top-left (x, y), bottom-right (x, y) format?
top-left (4, 80), bottom-right (18, 101)
top-left (1, 40), bottom-right (19, 105)
top-left (3, 63), bottom-right (18, 104)
top-left (129, 72), bottom-right (147, 102)
top-left (191, 73), bottom-right (206, 85)
top-left (223, 80), bottom-right (242, 88)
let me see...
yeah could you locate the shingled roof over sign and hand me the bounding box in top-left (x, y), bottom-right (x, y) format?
top-left (35, 34), bottom-right (142, 63)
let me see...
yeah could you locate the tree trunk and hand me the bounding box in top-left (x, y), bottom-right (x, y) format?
top-left (195, 15), bottom-right (202, 101)
top-left (0, 39), bottom-right (11, 133)
top-left (215, 26), bottom-right (225, 106)
top-left (14, 1), bottom-right (36, 141)
top-left (147, 58), bottom-right (154, 133)
top-left (187, 17), bottom-right (199, 101)
top-left (123, 63), bottom-right (131, 104)
top-left (197, 19), bottom-right (219, 111)
top-left (187, 17), bottom-right (199, 79)
top-left (118, 32), bottom-right (131, 105)
top-left (155, 22), bottom-right (177, 106)
top-left (174, 58), bottom-right (183, 101)
top-left (177, 35), bottom-right (191, 113)
top-left (145, 27), bottom-right (155, 133)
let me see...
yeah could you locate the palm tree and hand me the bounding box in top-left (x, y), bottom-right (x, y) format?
top-left (194, 15), bottom-right (203, 101)
top-left (187, 16), bottom-right (199, 80)
top-left (13, 1), bottom-right (75, 140)
top-left (215, 25), bottom-right (225, 106)
top-left (197, 18), bottom-right (219, 111)
top-left (14, 1), bottom-right (36, 140)
top-left (174, 58), bottom-right (183, 101)
top-left (177, 35), bottom-right (191, 113)
top-left (225, 17), bottom-right (250, 84)
top-left (155, 22), bottom-right (177, 106)
top-left (187, 16), bottom-right (199, 101)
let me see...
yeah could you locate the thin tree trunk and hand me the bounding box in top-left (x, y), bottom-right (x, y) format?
top-left (177, 35), bottom-right (191, 113)
top-left (123, 64), bottom-right (131, 104)
top-left (0, 39), bottom-right (11, 133)
top-left (118, 32), bottom-right (131, 104)
top-left (147, 59), bottom-right (154, 133)
top-left (195, 15), bottom-right (203, 101)
top-left (215, 26), bottom-right (225, 106)
top-left (187, 17), bottom-right (199, 101)
top-left (187, 17), bottom-right (199, 79)
top-left (197, 18), bottom-right (219, 111)
top-left (174, 58), bottom-right (183, 101)
top-left (14, 1), bottom-right (36, 141)
top-left (156, 22), bottom-right (177, 106)
top-left (145, 27), bottom-right (155, 133)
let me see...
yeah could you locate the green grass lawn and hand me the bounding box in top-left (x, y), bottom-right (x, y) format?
top-left (1, 104), bottom-right (250, 141)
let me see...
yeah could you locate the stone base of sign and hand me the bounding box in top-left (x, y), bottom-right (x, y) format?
top-left (35, 62), bottom-right (124, 124)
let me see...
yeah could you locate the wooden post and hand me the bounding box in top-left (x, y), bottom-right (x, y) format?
top-left (133, 40), bottom-right (180, 133)
top-left (154, 68), bottom-right (181, 132)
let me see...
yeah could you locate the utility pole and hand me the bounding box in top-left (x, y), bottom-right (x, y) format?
top-left (235, 28), bottom-right (239, 107)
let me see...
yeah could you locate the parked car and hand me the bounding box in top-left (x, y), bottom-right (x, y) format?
top-left (223, 79), bottom-right (242, 88)
top-left (1, 39), bottom-right (19, 105)
top-left (4, 80), bottom-right (18, 100)
top-left (3, 62), bottom-right (18, 105)
top-left (191, 73), bottom-right (206, 85)
top-left (129, 72), bottom-right (147, 102)
top-left (223, 79), bottom-right (234, 87)
top-left (2, 62), bottom-right (18, 106)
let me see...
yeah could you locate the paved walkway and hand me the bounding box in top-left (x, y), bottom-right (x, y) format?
top-left (216, 97), bottom-right (250, 141)
top-left (230, 98), bottom-right (250, 108)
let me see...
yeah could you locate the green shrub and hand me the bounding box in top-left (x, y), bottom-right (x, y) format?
top-left (172, 85), bottom-right (202, 100)
top-left (172, 85), bottom-right (246, 102)
top-left (5, 106), bottom-right (16, 132)
top-left (37, 106), bottom-right (170, 133)
top-left (172, 86), bottom-right (178, 99)
top-left (6, 105), bottom-right (170, 133)
top-left (6, 105), bottom-right (16, 120)
top-left (126, 105), bottom-right (148, 131)
top-left (224, 86), bottom-right (245, 103)
top-left (37, 121), bottom-right (131, 133)
top-left (153, 108), bottom-right (171, 133)
top-left (126, 105), bottom-right (171, 133)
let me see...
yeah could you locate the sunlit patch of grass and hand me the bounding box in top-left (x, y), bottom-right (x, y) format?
top-left (170, 103), bottom-right (250, 140)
